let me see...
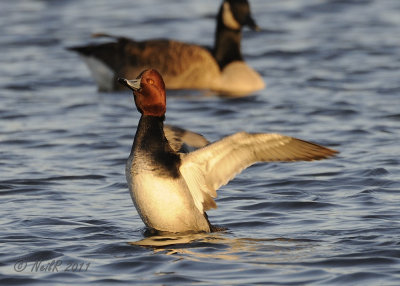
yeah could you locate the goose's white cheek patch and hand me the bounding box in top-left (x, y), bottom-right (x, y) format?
top-left (222, 2), bottom-right (241, 30)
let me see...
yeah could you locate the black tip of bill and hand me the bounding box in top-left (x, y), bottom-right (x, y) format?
top-left (117, 77), bottom-right (127, 85)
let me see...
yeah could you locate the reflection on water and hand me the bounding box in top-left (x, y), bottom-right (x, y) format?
top-left (131, 232), bottom-right (318, 263)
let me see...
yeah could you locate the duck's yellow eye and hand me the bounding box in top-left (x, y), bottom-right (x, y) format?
top-left (147, 79), bottom-right (154, 85)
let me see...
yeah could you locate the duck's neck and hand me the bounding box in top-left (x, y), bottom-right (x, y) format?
top-left (213, 18), bottom-right (243, 69)
top-left (133, 115), bottom-right (168, 154)
top-left (132, 115), bottom-right (180, 177)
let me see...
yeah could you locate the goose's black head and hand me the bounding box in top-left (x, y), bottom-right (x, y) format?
top-left (219, 0), bottom-right (259, 31)
top-left (214, 0), bottom-right (260, 68)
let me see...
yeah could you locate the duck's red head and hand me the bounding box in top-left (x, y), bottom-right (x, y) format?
top-left (118, 69), bottom-right (166, 117)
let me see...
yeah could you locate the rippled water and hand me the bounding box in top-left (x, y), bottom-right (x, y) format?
top-left (1, 0), bottom-right (400, 285)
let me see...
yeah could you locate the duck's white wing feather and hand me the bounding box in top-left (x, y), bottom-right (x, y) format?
top-left (164, 125), bottom-right (209, 153)
top-left (179, 132), bottom-right (337, 213)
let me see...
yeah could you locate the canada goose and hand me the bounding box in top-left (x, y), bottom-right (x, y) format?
top-left (68, 0), bottom-right (265, 96)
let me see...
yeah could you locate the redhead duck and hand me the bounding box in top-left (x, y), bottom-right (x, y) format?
top-left (119, 69), bottom-right (338, 233)
top-left (68, 0), bottom-right (265, 96)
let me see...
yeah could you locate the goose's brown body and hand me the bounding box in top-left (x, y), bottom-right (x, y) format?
top-left (68, 0), bottom-right (265, 95)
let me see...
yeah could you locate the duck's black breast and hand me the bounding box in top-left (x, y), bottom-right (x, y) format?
top-left (132, 115), bottom-right (181, 178)
top-left (150, 149), bottom-right (181, 178)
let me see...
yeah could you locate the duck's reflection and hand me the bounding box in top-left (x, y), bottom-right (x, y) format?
top-left (130, 231), bottom-right (317, 262)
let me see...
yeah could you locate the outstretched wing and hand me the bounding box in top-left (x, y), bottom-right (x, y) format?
top-left (164, 124), bottom-right (209, 153)
top-left (179, 132), bottom-right (337, 213)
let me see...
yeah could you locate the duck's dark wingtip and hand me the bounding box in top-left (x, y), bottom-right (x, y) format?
top-left (325, 147), bottom-right (339, 157)
top-left (312, 146), bottom-right (339, 161)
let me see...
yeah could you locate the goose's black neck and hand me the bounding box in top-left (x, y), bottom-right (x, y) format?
top-left (213, 14), bottom-right (243, 69)
top-left (133, 115), bottom-right (180, 178)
